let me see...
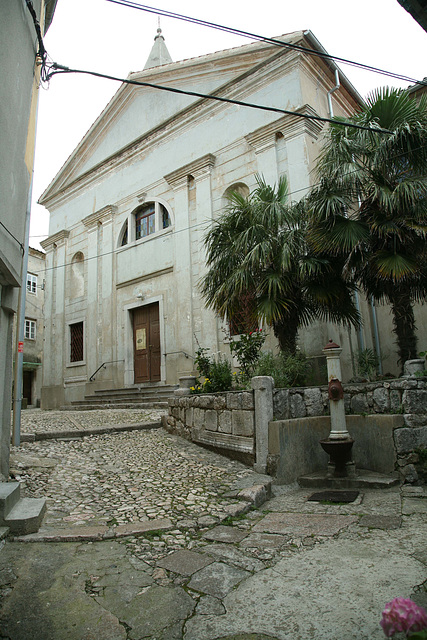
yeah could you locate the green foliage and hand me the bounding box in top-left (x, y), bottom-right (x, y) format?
top-left (356, 348), bottom-right (380, 381)
top-left (309, 87), bottom-right (427, 369)
top-left (201, 174), bottom-right (360, 355)
top-left (192, 348), bottom-right (233, 393)
top-left (229, 329), bottom-right (266, 377)
top-left (253, 350), bottom-right (309, 388)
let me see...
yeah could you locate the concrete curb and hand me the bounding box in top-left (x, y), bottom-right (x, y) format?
top-left (19, 420), bottom-right (162, 442)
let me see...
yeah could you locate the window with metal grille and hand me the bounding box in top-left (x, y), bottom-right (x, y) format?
top-left (26, 273), bottom-right (37, 294)
top-left (70, 322), bottom-right (84, 362)
top-left (228, 292), bottom-right (258, 336)
top-left (25, 319), bottom-right (36, 340)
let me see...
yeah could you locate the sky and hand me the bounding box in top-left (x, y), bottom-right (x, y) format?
top-left (30, 0), bottom-right (427, 250)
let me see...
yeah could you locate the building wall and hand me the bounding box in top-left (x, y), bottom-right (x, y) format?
top-left (0, 0), bottom-right (48, 478)
top-left (39, 37), bottom-right (424, 408)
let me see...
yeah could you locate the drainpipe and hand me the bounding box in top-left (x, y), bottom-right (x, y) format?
top-left (370, 297), bottom-right (383, 375)
top-left (327, 69), bottom-right (340, 118)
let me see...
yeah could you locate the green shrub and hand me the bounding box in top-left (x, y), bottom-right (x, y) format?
top-left (229, 329), bottom-right (266, 377)
top-left (356, 348), bottom-right (379, 381)
top-left (253, 350), bottom-right (309, 388)
top-left (192, 348), bottom-right (233, 393)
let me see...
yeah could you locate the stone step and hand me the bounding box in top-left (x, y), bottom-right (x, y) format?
top-left (0, 482), bottom-right (46, 535)
top-left (4, 497), bottom-right (47, 535)
top-left (0, 482), bottom-right (21, 520)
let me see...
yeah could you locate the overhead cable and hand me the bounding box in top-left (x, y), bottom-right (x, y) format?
top-left (45, 63), bottom-right (393, 135)
top-left (105, 0), bottom-right (426, 88)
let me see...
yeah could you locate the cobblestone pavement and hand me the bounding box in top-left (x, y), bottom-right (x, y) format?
top-left (1, 410), bottom-right (426, 640)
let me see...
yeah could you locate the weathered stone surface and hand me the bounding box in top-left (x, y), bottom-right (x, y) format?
top-left (273, 389), bottom-right (289, 420)
top-left (390, 390), bottom-right (402, 413)
top-left (226, 392), bottom-right (244, 410)
top-left (304, 388), bottom-right (323, 417)
top-left (253, 512), bottom-right (357, 537)
top-left (157, 549), bottom-right (213, 575)
top-left (202, 526), bottom-right (249, 544)
top-left (232, 411), bottom-right (254, 437)
top-left (239, 532), bottom-right (289, 549)
top-left (402, 497), bottom-right (427, 515)
top-left (394, 427), bottom-right (427, 453)
top-left (403, 390), bottom-right (427, 414)
top-left (222, 502), bottom-right (251, 517)
top-left (198, 395), bottom-right (216, 409)
top-left (196, 594), bottom-right (226, 616)
top-left (238, 485), bottom-right (267, 508)
top-left (401, 464), bottom-right (419, 484)
top-left (403, 414), bottom-right (427, 427)
top-left (350, 393), bottom-right (369, 414)
top-left (201, 544), bottom-right (266, 572)
top-left (373, 387), bottom-right (390, 413)
top-left (117, 586), bottom-right (195, 639)
top-left (214, 396), bottom-right (227, 410)
top-left (242, 392), bottom-right (255, 410)
top-left (187, 562), bottom-right (251, 599)
top-left (358, 515), bottom-right (401, 529)
top-left (193, 407), bottom-right (204, 428)
top-left (218, 411), bottom-right (232, 434)
top-left (205, 409), bottom-right (218, 432)
top-left (290, 393), bottom-right (306, 418)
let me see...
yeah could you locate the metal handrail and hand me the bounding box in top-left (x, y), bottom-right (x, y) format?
top-left (163, 350), bottom-right (194, 359)
top-left (89, 359), bottom-right (124, 382)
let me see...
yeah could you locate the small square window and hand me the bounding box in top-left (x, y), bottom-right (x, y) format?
top-left (25, 319), bottom-right (36, 340)
top-left (26, 274), bottom-right (37, 294)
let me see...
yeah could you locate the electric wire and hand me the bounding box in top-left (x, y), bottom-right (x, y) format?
top-left (105, 0), bottom-right (427, 88)
top-left (45, 63), bottom-right (393, 135)
top-left (0, 221), bottom-right (25, 253)
top-left (29, 138), bottom-right (427, 278)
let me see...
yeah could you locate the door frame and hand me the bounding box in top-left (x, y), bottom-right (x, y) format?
top-left (123, 295), bottom-right (166, 386)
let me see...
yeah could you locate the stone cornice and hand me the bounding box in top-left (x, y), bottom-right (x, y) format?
top-left (245, 105), bottom-right (324, 153)
top-left (40, 229), bottom-right (70, 250)
top-left (82, 205), bottom-right (117, 229)
top-left (164, 154), bottom-right (216, 189)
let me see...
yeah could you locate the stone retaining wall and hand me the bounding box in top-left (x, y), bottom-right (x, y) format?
top-left (165, 391), bottom-right (256, 464)
top-left (164, 377), bottom-right (427, 484)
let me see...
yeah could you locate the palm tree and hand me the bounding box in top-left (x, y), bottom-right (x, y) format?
top-left (201, 175), bottom-right (359, 354)
top-left (309, 87), bottom-right (427, 369)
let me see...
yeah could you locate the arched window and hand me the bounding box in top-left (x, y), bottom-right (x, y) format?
top-left (224, 182), bottom-right (250, 201)
top-left (120, 220), bottom-right (128, 246)
top-left (70, 252), bottom-right (84, 298)
top-left (135, 202), bottom-right (170, 240)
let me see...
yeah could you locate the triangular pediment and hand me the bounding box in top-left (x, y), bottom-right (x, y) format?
top-left (39, 31), bottom-right (362, 208)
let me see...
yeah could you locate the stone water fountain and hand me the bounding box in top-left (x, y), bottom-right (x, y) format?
top-left (319, 340), bottom-right (356, 478)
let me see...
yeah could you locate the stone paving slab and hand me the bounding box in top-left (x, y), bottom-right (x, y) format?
top-left (202, 525), bottom-right (249, 544)
top-left (239, 532), bottom-right (290, 549)
top-left (157, 549), bottom-right (214, 575)
top-left (358, 515), bottom-right (401, 529)
top-left (187, 562), bottom-right (251, 599)
top-left (252, 512), bottom-right (358, 537)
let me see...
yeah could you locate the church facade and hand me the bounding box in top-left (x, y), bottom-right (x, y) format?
top-left (39, 30), bottom-right (410, 409)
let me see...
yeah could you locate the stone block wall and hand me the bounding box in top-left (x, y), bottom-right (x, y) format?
top-left (164, 377), bottom-right (427, 483)
top-left (164, 391), bottom-right (256, 464)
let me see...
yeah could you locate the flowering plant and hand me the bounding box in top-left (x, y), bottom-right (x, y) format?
top-left (380, 598), bottom-right (427, 638)
top-left (229, 328), bottom-right (266, 377)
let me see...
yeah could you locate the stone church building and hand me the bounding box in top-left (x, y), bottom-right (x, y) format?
top-left (39, 29), bottom-right (415, 409)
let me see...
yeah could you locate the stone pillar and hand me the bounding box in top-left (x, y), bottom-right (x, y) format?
top-left (323, 340), bottom-right (350, 440)
top-left (165, 155), bottom-right (216, 374)
top-left (83, 205), bottom-right (117, 374)
top-left (245, 130), bottom-right (279, 186)
top-left (252, 376), bottom-right (274, 474)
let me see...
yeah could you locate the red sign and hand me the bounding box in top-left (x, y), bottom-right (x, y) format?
top-left (18, 341), bottom-right (24, 353)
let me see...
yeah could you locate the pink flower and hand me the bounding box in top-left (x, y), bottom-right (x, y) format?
top-left (380, 598), bottom-right (427, 637)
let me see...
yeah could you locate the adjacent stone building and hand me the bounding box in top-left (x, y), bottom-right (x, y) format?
top-left (38, 29), bottom-right (424, 409)
top-left (0, 0), bottom-right (56, 478)
top-left (12, 248), bottom-right (45, 408)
